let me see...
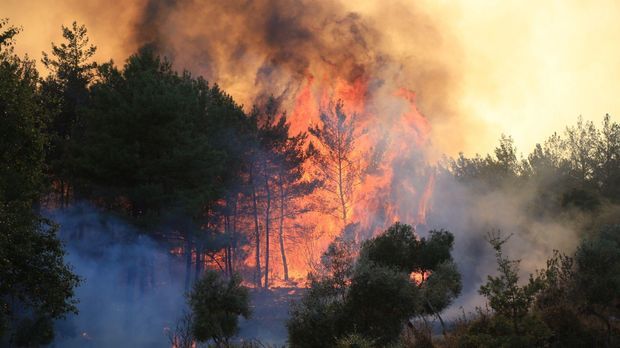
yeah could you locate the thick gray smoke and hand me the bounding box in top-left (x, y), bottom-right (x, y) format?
top-left (128, 0), bottom-right (457, 130)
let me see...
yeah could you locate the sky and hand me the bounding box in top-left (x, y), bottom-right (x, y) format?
top-left (3, 0), bottom-right (620, 157)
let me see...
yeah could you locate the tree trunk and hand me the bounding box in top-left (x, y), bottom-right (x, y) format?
top-left (250, 168), bottom-right (262, 288)
top-left (278, 172), bottom-right (289, 281)
top-left (426, 299), bottom-right (447, 336)
top-left (59, 179), bottom-right (65, 208)
top-left (231, 197), bottom-right (238, 274)
top-left (194, 246), bottom-right (202, 282)
top-left (264, 171), bottom-right (271, 289)
top-left (336, 128), bottom-right (348, 230)
top-left (224, 214), bottom-right (232, 277)
top-left (184, 228), bottom-right (193, 292)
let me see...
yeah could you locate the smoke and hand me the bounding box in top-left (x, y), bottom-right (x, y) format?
top-left (4, 1), bottom-right (620, 155)
top-left (126, 0), bottom-right (459, 148)
top-left (45, 204), bottom-right (293, 346)
top-left (47, 204), bottom-right (186, 347)
top-left (0, 0), bottom-right (464, 152)
top-left (427, 169), bottom-right (592, 317)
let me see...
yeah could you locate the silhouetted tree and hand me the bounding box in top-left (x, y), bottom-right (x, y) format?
top-left (188, 271), bottom-right (250, 345)
top-left (594, 114), bottom-right (620, 201)
top-left (40, 21), bottom-right (97, 206)
top-left (0, 20), bottom-right (79, 345)
top-left (288, 222), bottom-right (461, 346)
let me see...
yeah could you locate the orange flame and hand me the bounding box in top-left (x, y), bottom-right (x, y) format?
top-left (253, 76), bottom-right (436, 285)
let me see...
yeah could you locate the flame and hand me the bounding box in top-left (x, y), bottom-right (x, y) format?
top-left (409, 270), bottom-right (431, 286)
top-left (250, 74), bottom-right (436, 286)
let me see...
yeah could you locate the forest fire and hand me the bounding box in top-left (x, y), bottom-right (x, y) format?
top-left (5, 1), bottom-right (620, 346)
top-left (232, 68), bottom-right (437, 286)
top-left (176, 64), bottom-right (437, 287)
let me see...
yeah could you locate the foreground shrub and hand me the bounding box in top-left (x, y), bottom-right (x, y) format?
top-left (287, 223), bottom-right (461, 347)
top-left (189, 271), bottom-right (250, 345)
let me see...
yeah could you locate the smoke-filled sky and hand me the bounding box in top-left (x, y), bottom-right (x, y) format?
top-left (3, 0), bottom-right (620, 156)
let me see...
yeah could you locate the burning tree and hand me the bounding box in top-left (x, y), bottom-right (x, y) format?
top-left (274, 129), bottom-right (318, 281)
top-left (308, 100), bottom-right (362, 233)
top-left (245, 98), bottom-right (283, 288)
top-left (246, 97), bottom-right (318, 287)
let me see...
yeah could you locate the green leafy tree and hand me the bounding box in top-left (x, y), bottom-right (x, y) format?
top-left (458, 232), bottom-right (550, 347)
top-left (479, 232), bottom-right (544, 333)
top-left (533, 251), bottom-right (595, 347)
top-left (343, 261), bottom-right (419, 345)
top-left (287, 237), bottom-right (357, 347)
top-left (188, 271), bottom-right (251, 345)
top-left (360, 223), bottom-right (462, 334)
top-left (571, 225), bottom-right (620, 346)
top-left (0, 19), bottom-right (80, 345)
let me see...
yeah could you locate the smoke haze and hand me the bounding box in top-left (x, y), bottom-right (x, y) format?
top-left (47, 205), bottom-right (293, 347)
top-left (4, 0), bottom-right (620, 155)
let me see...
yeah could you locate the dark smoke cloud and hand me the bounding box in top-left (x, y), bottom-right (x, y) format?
top-left (129, 0), bottom-right (453, 121)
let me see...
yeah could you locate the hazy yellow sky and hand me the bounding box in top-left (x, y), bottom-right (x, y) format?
top-left (3, 0), bottom-right (620, 156)
top-left (433, 0), bottom-right (620, 155)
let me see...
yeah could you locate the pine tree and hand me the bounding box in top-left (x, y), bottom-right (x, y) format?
top-left (40, 22), bottom-right (97, 206)
top-left (0, 19), bottom-right (79, 345)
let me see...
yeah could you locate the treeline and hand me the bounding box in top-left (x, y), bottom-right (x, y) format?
top-left (446, 116), bottom-right (620, 216)
top-left (35, 22), bottom-right (372, 293)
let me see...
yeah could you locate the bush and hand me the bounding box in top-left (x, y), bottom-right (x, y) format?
top-left (336, 333), bottom-right (375, 348)
top-left (288, 223), bottom-right (461, 347)
top-left (188, 271), bottom-right (250, 345)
